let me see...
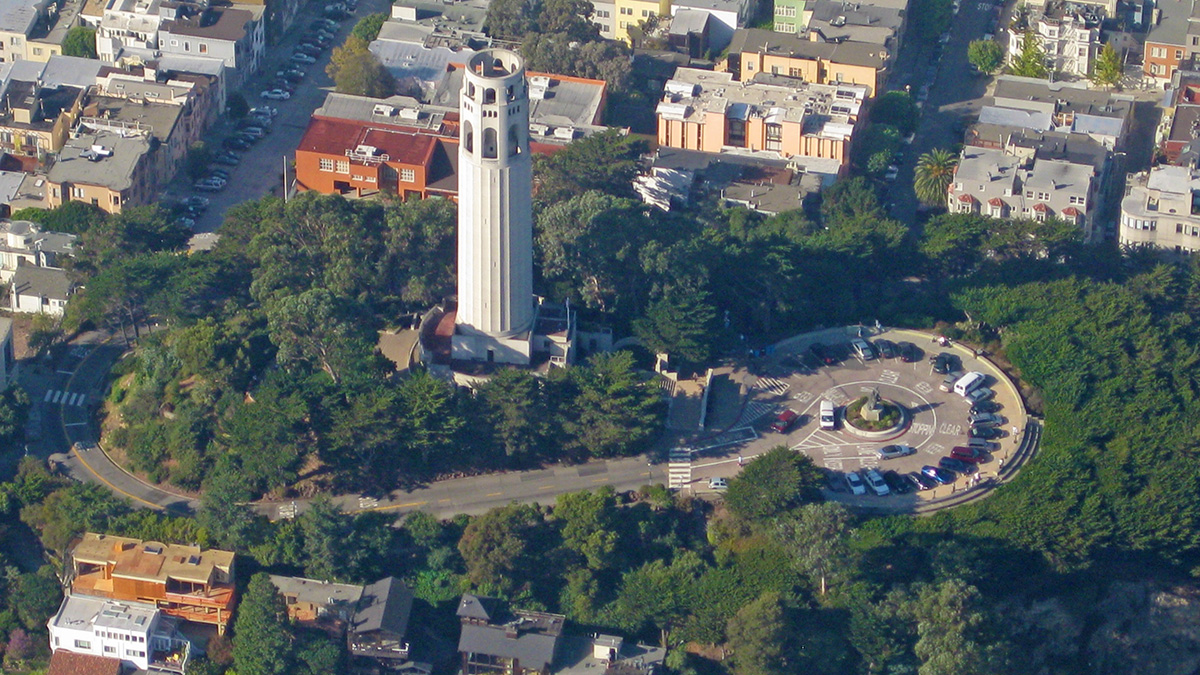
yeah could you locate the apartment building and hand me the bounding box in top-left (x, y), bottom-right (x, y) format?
top-left (0, 0), bottom-right (51, 63)
top-left (1008, 1), bottom-right (1103, 79)
top-left (160, 5), bottom-right (264, 90)
top-left (947, 146), bottom-right (1098, 239)
top-left (726, 28), bottom-right (888, 95)
top-left (988, 76), bottom-right (1131, 149)
top-left (1120, 165), bottom-right (1200, 254)
top-left (668, 0), bottom-right (752, 51)
top-left (1143, 0), bottom-right (1200, 82)
top-left (0, 80), bottom-right (85, 159)
top-left (45, 131), bottom-right (154, 213)
top-left (0, 219), bottom-right (74, 282)
top-left (67, 533), bottom-right (237, 633)
top-left (96, 0), bottom-right (166, 62)
top-left (655, 67), bottom-right (866, 163)
top-left (48, 594), bottom-right (193, 673)
top-left (612, 0), bottom-right (670, 44)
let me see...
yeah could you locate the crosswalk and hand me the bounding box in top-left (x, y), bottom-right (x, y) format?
top-left (736, 401), bottom-right (777, 427)
top-left (667, 447), bottom-right (692, 489)
top-left (754, 376), bottom-right (790, 396)
top-left (43, 390), bottom-right (87, 407)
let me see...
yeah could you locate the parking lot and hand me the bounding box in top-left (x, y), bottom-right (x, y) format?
top-left (691, 327), bottom-right (1030, 511)
top-left (172, 0), bottom-right (389, 247)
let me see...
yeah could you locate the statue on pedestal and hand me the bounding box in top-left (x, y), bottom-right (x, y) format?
top-left (862, 387), bottom-right (882, 422)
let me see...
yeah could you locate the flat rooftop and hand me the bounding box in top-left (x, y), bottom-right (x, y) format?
top-left (433, 67), bottom-right (607, 135)
top-left (657, 67), bottom-right (865, 134)
top-left (71, 533), bottom-right (235, 586)
top-left (728, 28), bottom-right (889, 69)
top-left (0, 0), bottom-right (45, 36)
top-left (51, 594), bottom-right (159, 634)
top-left (47, 131), bottom-right (150, 191)
top-left (991, 75), bottom-right (1133, 119)
top-left (268, 575), bottom-right (364, 609)
top-left (81, 94), bottom-right (184, 143)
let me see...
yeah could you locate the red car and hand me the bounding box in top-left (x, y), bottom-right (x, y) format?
top-left (950, 446), bottom-right (987, 463)
top-left (770, 409), bottom-right (798, 433)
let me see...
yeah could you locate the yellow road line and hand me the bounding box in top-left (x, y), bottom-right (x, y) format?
top-left (538, 485), bottom-right (555, 490)
top-left (72, 447), bottom-right (163, 510)
top-left (364, 500), bottom-right (427, 512)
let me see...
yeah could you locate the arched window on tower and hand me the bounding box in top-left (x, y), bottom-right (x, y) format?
top-left (508, 124), bottom-right (521, 156)
top-left (506, 85), bottom-right (514, 102)
top-left (484, 88), bottom-right (496, 104)
top-left (483, 127), bottom-right (497, 159)
top-left (468, 82), bottom-right (476, 100)
top-left (463, 120), bottom-right (474, 154)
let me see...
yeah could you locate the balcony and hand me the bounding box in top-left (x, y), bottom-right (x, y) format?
top-left (350, 637), bottom-right (411, 660)
top-left (149, 637), bottom-right (190, 674)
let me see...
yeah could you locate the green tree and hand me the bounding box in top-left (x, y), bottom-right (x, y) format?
top-left (232, 573), bottom-right (293, 675)
top-left (869, 92), bottom-right (919, 135)
top-left (227, 92), bottom-right (250, 119)
top-left (11, 200), bottom-right (109, 235)
top-left (326, 36), bottom-right (395, 98)
top-left (61, 26), bottom-right (97, 58)
top-left (1091, 43), bottom-right (1123, 89)
top-left (186, 141), bottom-right (214, 181)
top-left (554, 488), bottom-right (622, 570)
top-left (484, 0), bottom-right (539, 39)
top-left (264, 289), bottom-right (373, 384)
top-left (0, 386), bottom-right (29, 449)
top-left (914, 148), bottom-right (959, 206)
top-left (967, 39), bottom-right (1005, 75)
top-left (397, 369), bottom-right (465, 469)
top-left (911, 0), bottom-right (952, 41)
top-left (726, 592), bottom-right (789, 675)
top-left (7, 566), bottom-right (62, 631)
top-left (820, 177), bottom-right (886, 229)
top-left (478, 368), bottom-right (547, 460)
top-left (774, 502), bottom-right (854, 596)
top-left (533, 129), bottom-right (647, 207)
top-left (350, 12), bottom-right (388, 41)
top-left (1009, 30), bottom-right (1048, 78)
top-left (458, 502), bottom-right (548, 592)
top-left (724, 446), bottom-right (824, 523)
top-left (560, 351), bottom-right (661, 458)
top-left (633, 277), bottom-right (719, 368)
top-left (611, 552), bottom-right (705, 646)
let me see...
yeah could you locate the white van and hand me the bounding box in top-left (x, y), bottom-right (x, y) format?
top-left (819, 400), bottom-right (836, 430)
top-left (953, 371), bottom-right (986, 397)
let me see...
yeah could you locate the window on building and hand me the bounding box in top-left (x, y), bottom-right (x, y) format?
top-left (1194, 36), bottom-right (1200, 46)
top-left (400, 168), bottom-right (415, 182)
top-left (620, 6), bottom-right (632, 14)
top-left (1178, 49), bottom-right (1185, 60)
top-left (788, 67), bottom-right (802, 77)
top-left (728, 119), bottom-right (746, 146)
top-left (32, 47), bottom-right (41, 56)
top-left (70, 186), bottom-right (84, 199)
top-left (75, 640), bottom-right (91, 649)
top-left (336, 160), bottom-right (349, 173)
top-left (774, 22), bottom-right (789, 31)
top-left (170, 39), bottom-right (178, 46)
top-left (619, 21), bottom-right (627, 28)
top-left (319, 158), bottom-right (335, 172)
top-left (104, 646), bottom-right (116, 654)
top-left (596, 9), bottom-right (609, 17)
top-left (765, 123), bottom-right (782, 151)
top-left (200, 43), bottom-right (208, 53)
top-left (483, 127), bottom-right (498, 158)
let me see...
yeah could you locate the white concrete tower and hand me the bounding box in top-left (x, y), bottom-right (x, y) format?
top-left (455, 49), bottom-right (534, 340)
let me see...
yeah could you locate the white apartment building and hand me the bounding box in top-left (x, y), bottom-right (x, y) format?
top-left (1009, 1), bottom-right (1104, 79)
top-left (48, 594), bottom-right (192, 673)
top-left (96, 0), bottom-right (166, 62)
top-left (0, 219), bottom-right (75, 282)
top-left (947, 146), bottom-right (1098, 240)
top-left (1120, 165), bottom-right (1200, 255)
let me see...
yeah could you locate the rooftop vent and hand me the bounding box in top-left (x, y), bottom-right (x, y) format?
top-left (355, 144), bottom-right (379, 156)
top-left (373, 104), bottom-right (396, 116)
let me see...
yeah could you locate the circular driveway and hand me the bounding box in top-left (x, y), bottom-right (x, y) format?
top-left (692, 327), bottom-right (1030, 512)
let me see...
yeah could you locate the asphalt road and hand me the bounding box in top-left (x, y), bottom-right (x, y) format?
top-left (885, 1), bottom-right (1003, 225)
top-left (181, 0), bottom-right (393, 244)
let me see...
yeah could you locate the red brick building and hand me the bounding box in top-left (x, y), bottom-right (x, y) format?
top-left (294, 117), bottom-right (459, 200)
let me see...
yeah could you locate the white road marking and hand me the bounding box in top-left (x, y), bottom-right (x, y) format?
top-left (52, 391), bottom-right (63, 403)
top-left (879, 369), bottom-right (899, 384)
top-left (754, 377), bottom-right (790, 396)
top-left (793, 391), bottom-right (813, 403)
top-left (43, 390), bottom-right (53, 402)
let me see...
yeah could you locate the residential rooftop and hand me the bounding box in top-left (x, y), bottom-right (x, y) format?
top-left (80, 93), bottom-right (184, 144)
top-left (0, 0), bottom-right (46, 36)
top-left (390, 0), bottom-right (490, 34)
top-left (432, 67), bottom-right (607, 138)
top-left (1147, 0), bottom-right (1196, 47)
top-left (70, 533), bottom-right (235, 587)
top-left (11, 264), bottom-right (71, 300)
top-left (268, 575), bottom-right (364, 612)
top-left (727, 28), bottom-right (889, 69)
top-left (50, 594), bottom-right (158, 634)
top-left (657, 67), bottom-right (865, 135)
top-left (47, 651), bottom-right (122, 675)
top-left (672, 0), bottom-right (751, 14)
top-left (991, 75), bottom-right (1133, 119)
top-left (165, 6), bottom-right (253, 41)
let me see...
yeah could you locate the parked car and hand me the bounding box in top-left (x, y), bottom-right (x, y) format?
top-left (845, 471), bottom-right (867, 495)
top-left (291, 53), bottom-right (317, 65)
top-left (932, 352), bottom-right (960, 374)
top-left (970, 401), bottom-right (1002, 414)
top-left (708, 477), bottom-right (728, 490)
top-left (250, 105), bottom-right (278, 118)
top-left (851, 338), bottom-right (876, 361)
top-left (271, 79), bottom-right (297, 93)
top-left (898, 341), bottom-right (922, 363)
top-left (213, 152), bottom-right (240, 166)
top-left (261, 89), bottom-right (291, 100)
top-left (907, 471), bottom-right (936, 491)
top-left (193, 179), bottom-right (226, 192)
top-left (208, 169), bottom-right (230, 180)
top-left (240, 126), bottom-right (267, 139)
top-left (878, 444), bottom-right (916, 460)
top-left (863, 468), bottom-right (890, 496)
top-left (176, 216), bottom-right (196, 228)
top-left (883, 165), bottom-right (899, 181)
top-left (183, 196), bottom-right (210, 209)
top-left (769, 409), bottom-right (799, 433)
top-left (950, 446), bottom-right (988, 463)
top-left (235, 132), bottom-right (261, 145)
top-left (921, 465), bottom-right (955, 484)
top-left (969, 426), bottom-right (1003, 440)
top-left (277, 69), bottom-right (306, 82)
top-left (809, 342), bottom-right (836, 365)
top-left (939, 457), bottom-right (978, 475)
top-left (883, 470), bottom-right (914, 494)
top-left (968, 412), bottom-right (1004, 427)
top-left (295, 43), bottom-right (321, 56)
top-left (223, 136), bottom-right (252, 151)
top-left (875, 339), bottom-right (897, 359)
top-left (966, 387), bottom-right (995, 404)
top-left (311, 18), bottom-right (338, 30)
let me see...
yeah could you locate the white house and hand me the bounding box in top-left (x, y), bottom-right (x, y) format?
top-left (48, 594), bottom-right (192, 673)
top-left (0, 220), bottom-right (76, 283)
top-left (1008, 1), bottom-right (1104, 79)
top-left (10, 265), bottom-right (73, 315)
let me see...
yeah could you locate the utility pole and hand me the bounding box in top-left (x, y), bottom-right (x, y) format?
top-left (282, 155), bottom-right (288, 203)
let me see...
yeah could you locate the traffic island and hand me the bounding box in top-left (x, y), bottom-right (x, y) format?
top-left (842, 389), bottom-right (909, 440)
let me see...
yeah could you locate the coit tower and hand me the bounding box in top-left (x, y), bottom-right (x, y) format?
top-left (455, 49), bottom-right (534, 340)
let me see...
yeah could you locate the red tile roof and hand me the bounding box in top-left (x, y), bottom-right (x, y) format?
top-left (958, 193), bottom-right (976, 203)
top-left (297, 117), bottom-right (440, 167)
top-left (1062, 206), bottom-right (1080, 216)
top-left (1032, 202), bottom-right (1050, 212)
top-left (48, 651), bottom-right (122, 675)
top-left (988, 197), bottom-right (1005, 207)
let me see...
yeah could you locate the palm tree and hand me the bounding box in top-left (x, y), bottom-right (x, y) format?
top-left (914, 148), bottom-right (959, 207)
